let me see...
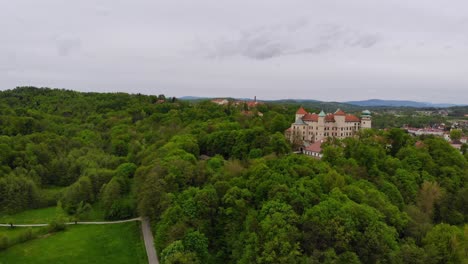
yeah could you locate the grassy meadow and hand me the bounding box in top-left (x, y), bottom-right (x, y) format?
top-left (0, 222), bottom-right (147, 264)
top-left (0, 203), bottom-right (106, 224)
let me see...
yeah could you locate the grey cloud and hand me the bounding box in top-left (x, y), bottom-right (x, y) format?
top-left (206, 22), bottom-right (381, 60)
top-left (1, 0), bottom-right (468, 104)
top-left (295, 43), bottom-right (332, 55)
top-left (56, 38), bottom-right (82, 56)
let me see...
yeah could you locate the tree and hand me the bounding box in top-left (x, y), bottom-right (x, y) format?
top-left (269, 114), bottom-right (289, 133)
top-left (73, 201), bottom-right (92, 222)
top-left (386, 128), bottom-right (411, 156)
top-left (61, 176), bottom-right (94, 214)
top-left (450, 129), bottom-right (462, 142)
top-left (101, 178), bottom-right (123, 218)
top-left (398, 239), bottom-right (426, 264)
top-left (0, 175), bottom-right (40, 214)
top-left (302, 191), bottom-right (398, 263)
top-left (423, 224), bottom-right (464, 264)
top-left (416, 181), bottom-right (443, 219)
top-left (160, 240), bottom-right (200, 264)
top-left (137, 171), bottom-right (170, 220)
top-left (252, 201), bottom-right (302, 263)
top-left (269, 132), bottom-right (290, 155)
top-left (115, 163), bottom-right (137, 178)
top-left (183, 231), bottom-right (209, 263)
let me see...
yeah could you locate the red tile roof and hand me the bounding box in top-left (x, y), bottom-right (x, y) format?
top-left (305, 140), bottom-right (324, 153)
top-left (345, 114), bottom-right (360, 122)
top-left (302, 113), bottom-right (318, 121)
top-left (325, 114), bottom-right (335, 122)
top-left (334, 109), bottom-right (346, 115)
top-left (296, 107), bottom-right (308, 115)
top-left (415, 141), bottom-right (425, 148)
top-left (247, 101), bottom-right (257, 107)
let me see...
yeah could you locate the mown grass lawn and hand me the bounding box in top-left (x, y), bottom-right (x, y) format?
top-left (0, 203), bottom-right (105, 224)
top-left (0, 226), bottom-right (39, 240)
top-left (0, 207), bottom-right (59, 224)
top-left (0, 222), bottom-right (147, 264)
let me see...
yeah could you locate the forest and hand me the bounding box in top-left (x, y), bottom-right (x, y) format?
top-left (0, 87), bottom-right (466, 263)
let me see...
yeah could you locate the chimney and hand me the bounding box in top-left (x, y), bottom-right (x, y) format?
top-left (254, 96), bottom-right (256, 102)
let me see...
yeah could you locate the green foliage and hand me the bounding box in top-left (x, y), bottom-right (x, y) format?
top-left (0, 175), bottom-right (40, 214)
top-left (115, 163), bottom-right (137, 178)
top-left (161, 240), bottom-right (200, 264)
top-left (0, 226), bottom-right (51, 251)
top-left (422, 223), bottom-right (464, 264)
top-left (61, 176), bottom-right (94, 214)
top-left (1, 88), bottom-right (467, 263)
top-left (450, 129), bottom-right (462, 142)
top-left (183, 231), bottom-right (209, 262)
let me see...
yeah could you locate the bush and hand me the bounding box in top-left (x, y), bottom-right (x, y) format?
top-left (0, 227), bottom-right (50, 250)
top-left (0, 235), bottom-right (9, 250)
top-left (48, 219), bottom-right (67, 232)
top-left (17, 227), bottom-right (33, 242)
top-left (105, 198), bottom-right (136, 220)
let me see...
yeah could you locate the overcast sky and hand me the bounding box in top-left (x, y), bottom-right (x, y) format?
top-left (1, 0), bottom-right (468, 103)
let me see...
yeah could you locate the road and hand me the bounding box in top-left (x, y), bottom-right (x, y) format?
top-left (0, 217), bottom-right (159, 264)
top-left (141, 217), bottom-right (159, 264)
top-left (0, 217), bottom-right (141, 227)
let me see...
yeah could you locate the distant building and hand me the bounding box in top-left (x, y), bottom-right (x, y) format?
top-left (405, 127), bottom-right (445, 136)
top-left (245, 96), bottom-right (263, 108)
top-left (211, 99), bottom-right (229, 105)
top-left (287, 107), bottom-right (372, 144)
top-left (241, 110), bottom-right (263, 117)
top-left (461, 137), bottom-right (468, 144)
top-left (303, 140), bottom-right (325, 159)
top-left (444, 133), bottom-right (451, 141)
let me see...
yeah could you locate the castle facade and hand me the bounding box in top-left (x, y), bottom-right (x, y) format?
top-left (286, 107), bottom-right (371, 143)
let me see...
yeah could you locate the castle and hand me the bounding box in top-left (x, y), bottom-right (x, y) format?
top-left (286, 107), bottom-right (371, 144)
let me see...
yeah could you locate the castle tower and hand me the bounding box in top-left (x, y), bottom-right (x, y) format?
top-left (295, 107), bottom-right (307, 120)
top-left (316, 110), bottom-right (326, 141)
top-left (334, 108), bottom-right (346, 126)
top-left (361, 110), bottom-right (372, 129)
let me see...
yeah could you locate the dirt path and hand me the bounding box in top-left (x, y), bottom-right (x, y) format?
top-left (141, 217), bottom-right (159, 264)
top-left (0, 217), bottom-right (141, 227)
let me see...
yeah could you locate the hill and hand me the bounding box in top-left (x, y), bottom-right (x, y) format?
top-left (345, 99), bottom-right (459, 108)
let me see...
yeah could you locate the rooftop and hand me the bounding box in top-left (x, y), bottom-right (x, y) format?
top-left (296, 107), bottom-right (308, 115)
top-left (304, 140), bottom-right (324, 153)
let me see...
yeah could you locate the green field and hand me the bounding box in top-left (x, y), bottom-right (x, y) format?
top-left (0, 226), bottom-right (41, 241)
top-left (0, 222), bottom-right (147, 264)
top-left (0, 207), bottom-right (59, 224)
top-left (0, 204), bottom-right (105, 224)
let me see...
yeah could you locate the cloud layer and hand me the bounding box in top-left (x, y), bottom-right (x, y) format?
top-left (205, 22), bottom-right (381, 60)
top-left (1, 0), bottom-right (468, 103)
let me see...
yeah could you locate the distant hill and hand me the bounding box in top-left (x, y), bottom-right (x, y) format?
top-left (345, 99), bottom-right (459, 108)
top-left (179, 96), bottom-right (208, 100)
top-left (266, 99), bottom-right (363, 112)
top-left (179, 96), bottom-right (463, 109)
